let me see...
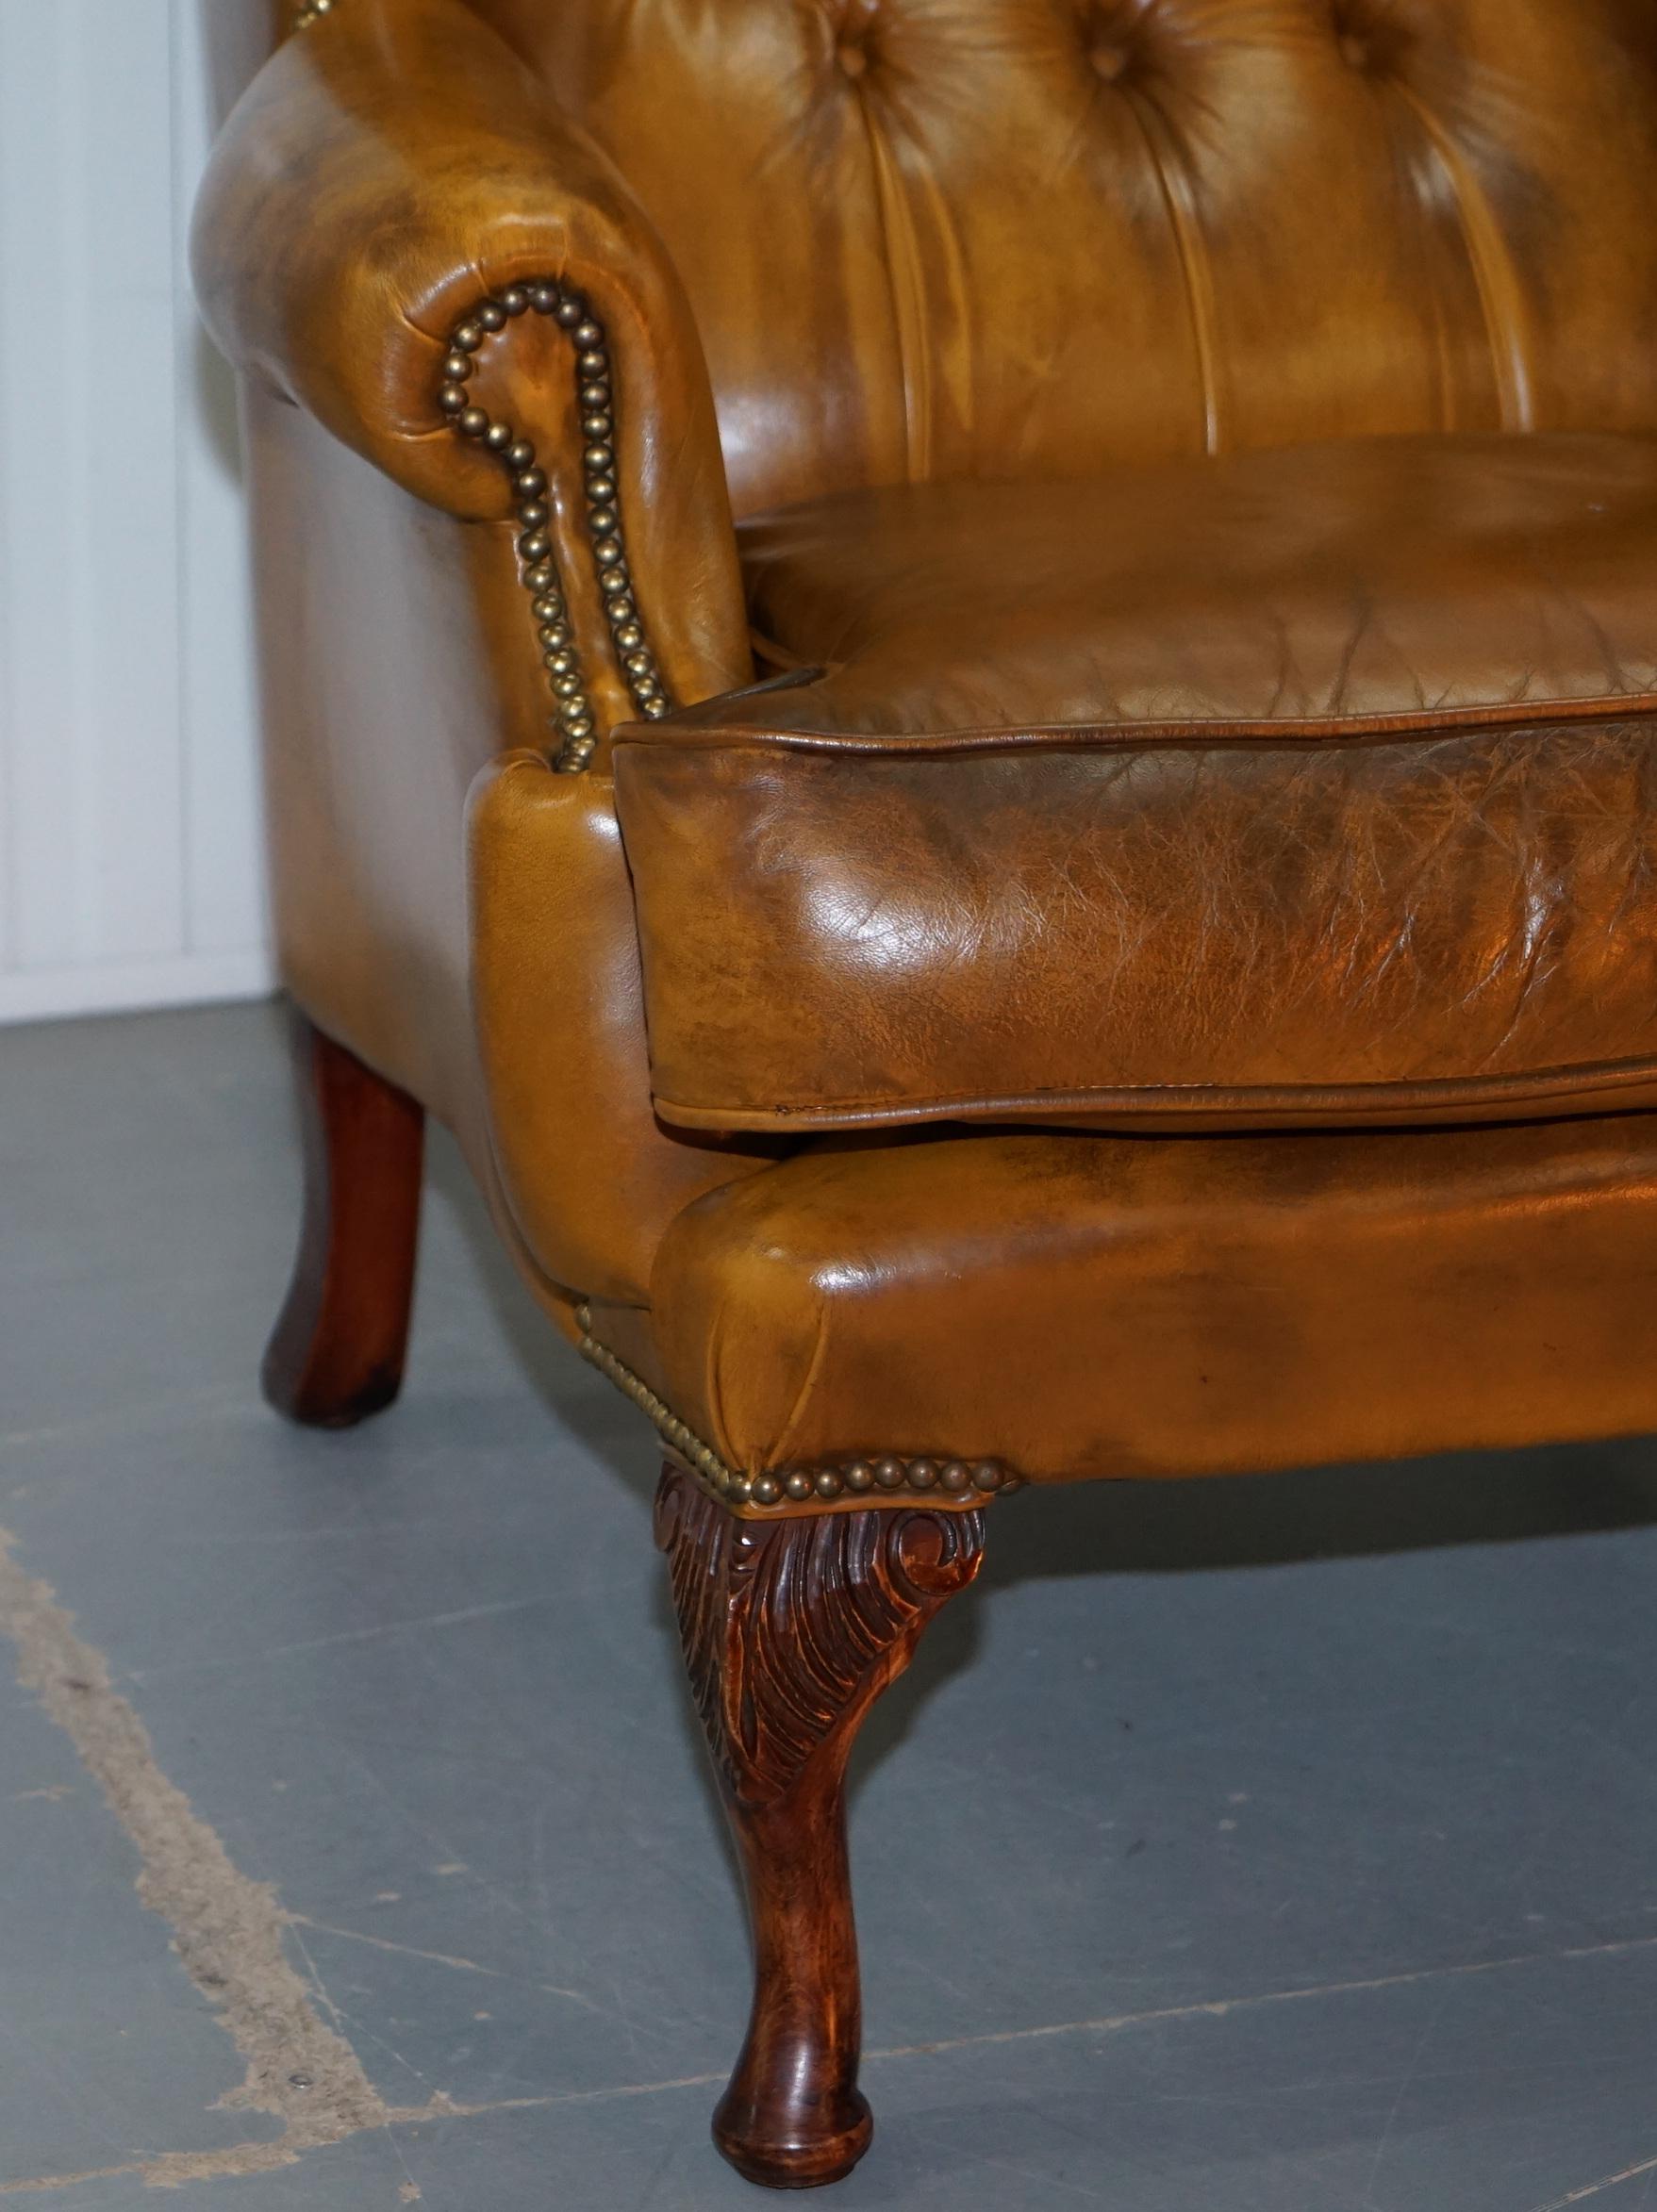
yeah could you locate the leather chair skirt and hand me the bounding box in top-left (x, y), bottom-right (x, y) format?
top-left (584, 1109), bottom-right (1657, 1494)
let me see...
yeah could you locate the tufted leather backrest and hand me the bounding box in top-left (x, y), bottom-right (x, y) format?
top-left (463, 0), bottom-right (1657, 518)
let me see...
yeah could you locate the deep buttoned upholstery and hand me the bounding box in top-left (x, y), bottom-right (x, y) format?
top-left (196, 2), bottom-right (1657, 2186)
top-left (196, 0), bottom-right (1657, 1487)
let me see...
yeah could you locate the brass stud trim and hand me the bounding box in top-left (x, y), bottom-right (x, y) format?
top-left (437, 284), bottom-right (672, 773)
top-left (575, 1306), bottom-right (1023, 1515)
top-left (293, 0), bottom-right (335, 25)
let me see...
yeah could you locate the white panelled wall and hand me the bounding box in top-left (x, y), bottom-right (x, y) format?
top-left (0, 0), bottom-right (271, 1023)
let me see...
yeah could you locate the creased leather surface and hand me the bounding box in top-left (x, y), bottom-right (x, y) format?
top-left (645, 1116), bottom-right (1657, 1478)
top-left (199, 0), bottom-right (1657, 1494)
top-left (465, 0), bottom-right (1657, 517)
top-left (617, 433), bottom-right (1657, 1131)
top-left (726, 435), bottom-right (1657, 735)
top-left (619, 712), bottom-right (1657, 1131)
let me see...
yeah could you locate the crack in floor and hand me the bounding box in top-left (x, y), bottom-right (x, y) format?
top-left (1523, 2154), bottom-right (1657, 2212)
top-left (0, 1528), bottom-right (386, 2189)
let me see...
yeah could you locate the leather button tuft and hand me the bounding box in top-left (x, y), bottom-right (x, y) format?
top-left (1334, 4), bottom-right (1410, 74)
top-left (836, 40), bottom-right (869, 76)
top-left (1090, 41), bottom-right (1130, 80)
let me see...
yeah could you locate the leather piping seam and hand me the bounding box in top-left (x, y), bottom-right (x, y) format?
top-left (649, 1052), bottom-right (1657, 1133)
top-left (437, 287), bottom-right (672, 772)
top-left (574, 1306), bottom-right (1021, 1515)
top-left (614, 692), bottom-right (1657, 756)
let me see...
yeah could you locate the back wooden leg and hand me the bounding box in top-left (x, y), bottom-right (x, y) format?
top-left (655, 1466), bottom-right (986, 2188)
top-left (261, 1013), bottom-right (424, 1428)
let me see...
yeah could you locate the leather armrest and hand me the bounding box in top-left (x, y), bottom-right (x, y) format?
top-left (191, 0), bottom-right (749, 712)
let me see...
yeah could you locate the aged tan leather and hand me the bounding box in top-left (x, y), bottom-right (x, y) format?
top-left (465, 0), bottom-right (1657, 517)
top-left (199, 0), bottom-right (1657, 1497)
top-left (619, 711), bottom-right (1657, 1134)
top-left (468, 754), bottom-right (779, 1301)
top-left (600, 1111), bottom-right (1657, 1483)
top-left (197, 0), bottom-right (760, 1307)
top-left (730, 436), bottom-right (1657, 735)
top-left (194, 0), bottom-right (750, 714)
top-left (616, 433), bottom-right (1657, 1132)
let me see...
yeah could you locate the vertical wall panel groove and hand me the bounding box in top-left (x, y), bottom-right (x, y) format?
top-left (0, 0), bottom-right (271, 1025)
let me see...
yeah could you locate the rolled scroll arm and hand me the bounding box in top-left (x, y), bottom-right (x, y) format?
top-left (193, 0), bottom-right (752, 736)
top-left (432, 278), bottom-right (671, 768)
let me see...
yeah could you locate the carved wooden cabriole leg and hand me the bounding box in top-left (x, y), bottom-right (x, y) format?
top-left (261, 1014), bottom-right (425, 1428)
top-left (655, 1465), bottom-right (986, 2189)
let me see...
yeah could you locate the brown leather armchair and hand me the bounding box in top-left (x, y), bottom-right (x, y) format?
top-left (195, 0), bottom-right (1657, 2185)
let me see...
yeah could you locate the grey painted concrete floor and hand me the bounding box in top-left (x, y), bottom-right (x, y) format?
top-left (4, 1004), bottom-right (1657, 2209)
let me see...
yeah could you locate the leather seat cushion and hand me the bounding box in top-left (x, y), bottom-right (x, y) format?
top-left (585, 1112), bottom-right (1657, 1489)
top-left (614, 432), bottom-right (1657, 1133)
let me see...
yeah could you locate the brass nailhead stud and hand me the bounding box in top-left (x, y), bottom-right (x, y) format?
top-left (573, 1317), bottom-right (1028, 1520)
top-left (435, 278), bottom-right (673, 770)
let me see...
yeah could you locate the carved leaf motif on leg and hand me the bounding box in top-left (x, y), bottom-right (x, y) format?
top-left (655, 1466), bottom-right (986, 2187)
top-left (655, 1469), bottom-right (986, 1808)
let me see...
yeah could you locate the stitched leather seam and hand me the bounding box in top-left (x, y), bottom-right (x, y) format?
top-left (436, 286), bottom-right (672, 772)
top-left (650, 1054), bottom-right (1657, 1131)
top-left (575, 1307), bottom-right (1020, 1514)
top-left (616, 695), bottom-right (1657, 755)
